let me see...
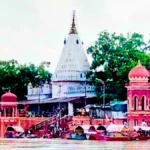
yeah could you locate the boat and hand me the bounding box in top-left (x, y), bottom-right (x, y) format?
top-left (100, 124), bottom-right (150, 141)
top-left (104, 136), bottom-right (131, 141)
top-left (4, 126), bottom-right (24, 138)
top-left (67, 126), bottom-right (87, 140)
top-left (99, 124), bottom-right (133, 141)
top-left (67, 134), bottom-right (87, 140)
top-left (86, 125), bottom-right (103, 140)
top-left (136, 135), bottom-right (149, 141)
top-left (103, 132), bottom-right (132, 141)
top-left (133, 126), bottom-right (150, 140)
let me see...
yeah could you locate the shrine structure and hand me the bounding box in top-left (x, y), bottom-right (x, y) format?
top-left (52, 11), bottom-right (95, 99)
top-left (0, 91), bottom-right (49, 137)
top-left (1, 92), bottom-right (18, 117)
top-left (126, 61), bottom-right (150, 128)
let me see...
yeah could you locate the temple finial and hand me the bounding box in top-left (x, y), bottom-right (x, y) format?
top-left (69, 10), bottom-right (78, 34)
top-left (136, 60), bottom-right (143, 68)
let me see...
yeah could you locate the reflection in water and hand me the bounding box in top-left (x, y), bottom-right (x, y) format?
top-left (0, 139), bottom-right (150, 150)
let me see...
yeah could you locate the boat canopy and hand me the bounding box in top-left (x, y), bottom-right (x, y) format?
top-left (6, 126), bottom-right (24, 133)
top-left (133, 126), bottom-right (150, 131)
top-left (107, 124), bottom-right (129, 132)
top-left (75, 126), bottom-right (84, 132)
top-left (80, 125), bottom-right (98, 130)
top-left (97, 125), bottom-right (106, 131)
top-left (88, 126), bottom-right (96, 132)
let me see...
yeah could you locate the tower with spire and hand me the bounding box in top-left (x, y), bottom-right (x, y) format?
top-left (52, 11), bottom-right (95, 98)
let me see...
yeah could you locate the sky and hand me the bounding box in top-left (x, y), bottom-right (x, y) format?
top-left (0, 0), bottom-right (150, 73)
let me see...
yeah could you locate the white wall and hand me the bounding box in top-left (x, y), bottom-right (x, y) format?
top-left (68, 102), bottom-right (73, 116)
top-left (52, 81), bottom-right (96, 98)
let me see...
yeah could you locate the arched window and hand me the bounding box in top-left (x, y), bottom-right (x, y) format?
top-left (76, 39), bottom-right (79, 44)
top-left (141, 96), bottom-right (145, 110)
top-left (134, 119), bottom-right (138, 126)
top-left (134, 96), bottom-right (138, 110)
top-left (80, 73), bottom-right (82, 78)
top-left (64, 38), bottom-right (66, 44)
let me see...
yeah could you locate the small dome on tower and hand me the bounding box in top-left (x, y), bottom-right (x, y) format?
top-left (1, 92), bottom-right (17, 102)
top-left (28, 82), bottom-right (32, 86)
top-left (128, 61), bottom-right (149, 82)
top-left (45, 80), bottom-right (48, 84)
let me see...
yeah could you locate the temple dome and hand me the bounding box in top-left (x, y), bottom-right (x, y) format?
top-left (128, 61), bottom-right (149, 82)
top-left (1, 92), bottom-right (17, 102)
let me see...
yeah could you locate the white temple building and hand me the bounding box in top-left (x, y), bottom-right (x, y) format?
top-left (52, 11), bottom-right (95, 99)
top-left (26, 81), bottom-right (52, 100)
top-left (24, 11), bottom-right (96, 116)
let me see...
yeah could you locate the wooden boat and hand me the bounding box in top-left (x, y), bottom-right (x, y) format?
top-left (67, 137), bottom-right (87, 140)
top-left (66, 126), bottom-right (87, 140)
top-left (66, 133), bottom-right (87, 140)
top-left (136, 135), bottom-right (149, 141)
top-left (101, 132), bottom-right (149, 141)
top-left (104, 136), bottom-right (131, 141)
top-left (101, 132), bottom-right (132, 141)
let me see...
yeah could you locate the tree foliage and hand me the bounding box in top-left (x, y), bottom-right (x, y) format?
top-left (87, 31), bottom-right (150, 101)
top-left (0, 59), bottom-right (52, 100)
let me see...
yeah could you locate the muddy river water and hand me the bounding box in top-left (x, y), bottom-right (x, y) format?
top-left (0, 138), bottom-right (149, 150)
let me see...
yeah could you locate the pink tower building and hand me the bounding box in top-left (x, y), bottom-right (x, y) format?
top-left (126, 61), bottom-right (150, 128)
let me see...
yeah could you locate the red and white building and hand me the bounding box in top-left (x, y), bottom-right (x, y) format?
top-left (126, 61), bottom-right (150, 128)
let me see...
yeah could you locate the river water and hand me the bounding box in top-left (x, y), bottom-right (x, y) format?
top-left (0, 138), bottom-right (150, 150)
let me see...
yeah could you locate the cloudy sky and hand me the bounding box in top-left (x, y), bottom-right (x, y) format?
top-left (0, 0), bottom-right (150, 72)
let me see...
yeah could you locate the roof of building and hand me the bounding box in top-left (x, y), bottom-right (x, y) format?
top-left (110, 100), bottom-right (127, 106)
top-left (3, 97), bottom-right (83, 105)
top-left (128, 61), bottom-right (149, 82)
top-left (1, 92), bottom-right (17, 103)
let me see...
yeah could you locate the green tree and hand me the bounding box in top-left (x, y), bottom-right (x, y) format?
top-left (0, 59), bottom-right (52, 100)
top-left (87, 31), bottom-right (150, 101)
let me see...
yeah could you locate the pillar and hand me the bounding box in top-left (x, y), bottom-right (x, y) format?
top-left (68, 102), bottom-right (73, 116)
top-left (12, 107), bottom-right (14, 117)
top-left (0, 119), bottom-right (4, 138)
top-left (18, 119), bottom-right (21, 126)
top-left (8, 107), bottom-right (10, 116)
top-left (4, 107), bottom-right (6, 117)
top-left (15, 107), bottom-right (18, 117)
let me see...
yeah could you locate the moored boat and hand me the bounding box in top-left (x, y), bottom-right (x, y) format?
top-left (104, 136), bottom-right (131, 141)
top-left (67, 126), bottom-right (87, 140)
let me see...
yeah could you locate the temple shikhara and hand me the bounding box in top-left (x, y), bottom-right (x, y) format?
top-left (0, 11), bottom-right (150, 140)
top-left (52, 11), bottom-right (95, 99)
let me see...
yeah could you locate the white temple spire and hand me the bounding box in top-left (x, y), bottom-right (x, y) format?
top-left (52, 11), bottom-right (95, 98)
top-left (53, 11), bottom-right (90, 82)
top-left (69, 10), bottom-right (78, 34)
